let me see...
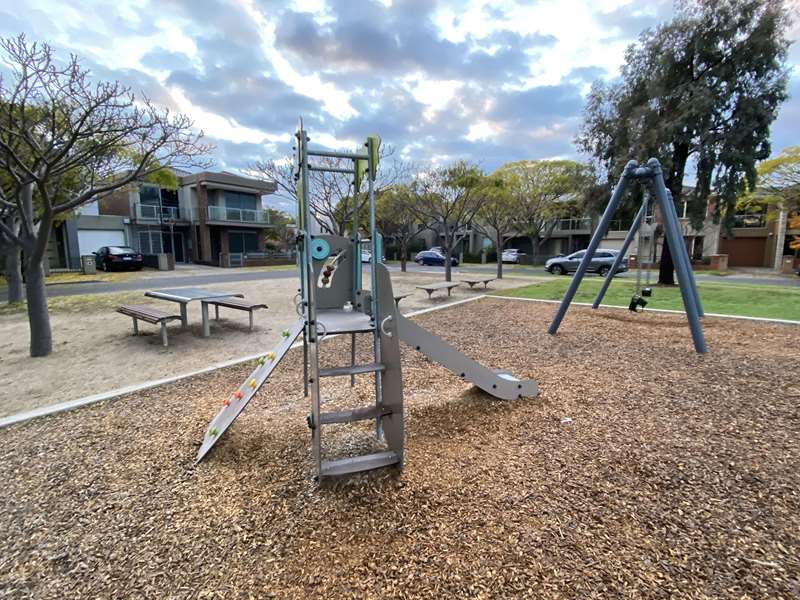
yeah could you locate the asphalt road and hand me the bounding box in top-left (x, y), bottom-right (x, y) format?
top-left (1, 261), bottom-right (797, 302)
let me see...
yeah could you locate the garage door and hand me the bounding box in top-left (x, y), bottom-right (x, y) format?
top-left (78, 229), bottom-right (126, 255)
top-left (719, 237), bottom-right (766, 267)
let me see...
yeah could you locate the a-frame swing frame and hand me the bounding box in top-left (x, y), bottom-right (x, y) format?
top-left (548, 158), bottom-right (707, 354)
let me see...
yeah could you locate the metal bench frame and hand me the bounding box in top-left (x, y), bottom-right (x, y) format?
top-left (416, 282), bottom-right (460, 299)
top-left (117, 305), bottom-right (182, 347)
top-left (201, 297), bottom-right (269, 333)
top-left (461, 278), bottom-right (496, 289)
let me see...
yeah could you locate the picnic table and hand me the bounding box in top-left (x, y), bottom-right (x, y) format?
top-left (416, 282), bottom-right (460, 299)
top-left (461, 277), bottom-right (496, 289)
top-left (145, 287), bottom-right (244, 337)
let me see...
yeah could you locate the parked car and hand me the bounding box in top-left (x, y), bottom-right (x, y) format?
top-left (501, 248), bottom-right (525, 263)
top-left (94, 246), bottom-right (144, 271)
top-left (414, 249), bottom-right (459, 267)
top-left (360, 251), bottom-right (385, 263)
top-left (544, 249), bottom-right (627, 276)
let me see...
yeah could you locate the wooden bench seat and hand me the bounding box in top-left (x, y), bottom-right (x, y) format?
top-left (117, 304), bottom-right (182, 347)
top-left (461, 278), bottom-right (496, 289)
top-left (202, 296), bottom-right (268, 331)
top-left (415, 282), bottom-right (460, 299)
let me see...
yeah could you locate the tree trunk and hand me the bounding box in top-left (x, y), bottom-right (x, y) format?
top-left (658, 143), bottom-right (689, 285)
top-left (658, 235), bottom-right (675, 286)
top-left (24, 258), bottom-right (52, 357)
top-left (443, 234), bottom-right (452, 282)
top-left (495, 234), bottom-right (504, 279)
top-left (400, 239), bottom-right (407, 272)
top-left (5, 247), bottom-right (23, 303)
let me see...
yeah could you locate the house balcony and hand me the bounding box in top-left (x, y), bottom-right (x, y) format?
top-left (550, 217), bottom-right (592, 237)
top-left (206, 205), bottom-right (271, 226)
top-left (134, 203), bottom-right (184, 223)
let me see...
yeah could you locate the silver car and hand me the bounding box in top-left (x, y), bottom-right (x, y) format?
top-left (545, 249), bottom-right (628, 276)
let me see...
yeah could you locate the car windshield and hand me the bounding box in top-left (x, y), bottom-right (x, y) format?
top-left (571, 252), bottom-right (585, 259)
top-left (108, 246), bottom-right (136, 254)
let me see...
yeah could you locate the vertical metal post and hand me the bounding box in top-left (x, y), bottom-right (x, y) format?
top-left (367, 137), bottom-right (383, 439)
top-left (352, 168), bottom-right (361, 302)
top-left (592, 201), bottom-right (647, 309)
top-left (299, 126), bottom-right (324, 474)
top-left (548, 160), bottom-right (638, 335)
top-left (648, 160), bottom-right (707, 353)
top-left (664, 189), bottom-right (704, 317)
top-left (350, 333), bottom-right (356, 388)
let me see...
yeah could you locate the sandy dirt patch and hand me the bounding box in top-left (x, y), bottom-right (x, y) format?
top-left (0, 269), bottom-right (539, 417)
top-left (0, 299), bottom-right (798, 598)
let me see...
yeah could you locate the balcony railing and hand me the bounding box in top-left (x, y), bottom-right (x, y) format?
top-left (207, 205), bottom-right (271, 224)
top-left (556, 217), bottom-right (592, 231)
top-left (135, 203), bottom-right (182, 221)
top-left (732, 213), bottom-right (766, 228)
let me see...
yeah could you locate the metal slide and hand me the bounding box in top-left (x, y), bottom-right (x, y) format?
top-left (195, 318), bottom-right (305, 463)
top-left (395, 314), bottom-right (538, 401)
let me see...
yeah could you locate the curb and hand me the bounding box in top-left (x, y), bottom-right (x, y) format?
top-left (0, 294), bottom-right (487, 429)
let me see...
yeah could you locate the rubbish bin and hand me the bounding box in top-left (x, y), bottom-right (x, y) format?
top-left (81, 255), bottom-right (96, 275)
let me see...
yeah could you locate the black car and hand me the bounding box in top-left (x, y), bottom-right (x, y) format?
top-left (414, 249), bottom-right (459, 267)
top-left (95, 246), bottom-right (144, 271)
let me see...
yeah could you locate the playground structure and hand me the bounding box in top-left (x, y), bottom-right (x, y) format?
top-left (548, 158), bottom-right (707, 354)
top-left (196, 120), bottom-right (538, 479)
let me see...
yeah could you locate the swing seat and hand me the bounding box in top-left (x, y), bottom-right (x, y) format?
top-left (642, 287), bottom-right (652, 297)
top-left (628, 295), bottom-right (647, 312)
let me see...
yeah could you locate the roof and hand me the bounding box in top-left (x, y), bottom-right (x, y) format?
top-left (179, 171), bottom-right (277, 194)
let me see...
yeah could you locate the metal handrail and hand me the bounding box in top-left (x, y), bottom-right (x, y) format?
top-left (207, 205), bottom-right (271, 224)
top-left (136, 204), bottom-right (181, 221)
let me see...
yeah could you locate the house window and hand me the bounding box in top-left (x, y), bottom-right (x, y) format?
top-left (224, 191), bottom-right (258, 211)
top-left (138, 230), bottom-right (164, 254)
top-left (229, 231), bottom-right (258, 254)
top-left (140, 184), bottom-right (161, 205)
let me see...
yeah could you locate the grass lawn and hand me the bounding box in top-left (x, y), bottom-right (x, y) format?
top-left (498, 277), bottom-right (800, 321)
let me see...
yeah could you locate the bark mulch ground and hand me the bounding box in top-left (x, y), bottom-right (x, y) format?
top-left (1, 298), bottom-right (798, 599)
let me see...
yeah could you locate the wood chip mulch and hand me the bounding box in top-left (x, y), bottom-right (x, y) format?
top-left (1, 298), bottom-right (799, 599)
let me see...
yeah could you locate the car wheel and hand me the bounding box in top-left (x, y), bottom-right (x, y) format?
top-left (597, 266), bottom-right (610, 276)
top-left (551, 264), bottom-right (565, 275)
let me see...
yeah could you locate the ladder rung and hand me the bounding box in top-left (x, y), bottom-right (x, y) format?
top-left (319, 363), bottom-right (385, 378)
top-left (320, 405), bottom-right (392, 425)
top-left (320, 451), bottom-right (400, 477)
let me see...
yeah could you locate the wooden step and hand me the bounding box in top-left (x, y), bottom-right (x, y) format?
top-left (319, 363), bottom-right (385, 378)
top-left (320, 405), bottom-right (392, 425)
top-left (320, 451), bottom-right (401, 477)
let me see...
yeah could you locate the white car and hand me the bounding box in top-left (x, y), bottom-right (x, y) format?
top-left (502, 249), bottom-right (524, 263)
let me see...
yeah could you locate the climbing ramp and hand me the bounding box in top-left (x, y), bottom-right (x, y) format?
top-left (195, 319), bottom-right (304, 463)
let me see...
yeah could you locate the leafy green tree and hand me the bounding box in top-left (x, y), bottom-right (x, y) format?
top-left (577, 0), bottom-right (791, 284)
top-left (407, 162), bottom-right (485, 282)
top-left (745, 146), bottom-right (800, 212)
top-left (472, 173), bottom-right (517, 279)
top-left (376, 185), bottom-right (425, 272)
top-left (496, 159), bottom-right (593, 263)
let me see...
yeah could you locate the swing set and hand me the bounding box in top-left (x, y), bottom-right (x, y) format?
top-left (549, 158), bottom-right (707, 354)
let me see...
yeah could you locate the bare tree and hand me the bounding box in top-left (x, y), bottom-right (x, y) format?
top-left (472, 174), bottom-right (516, 279)
top-left (251, 144), bottom-right (410, 236)
top-left (408, 162), bottom-right (485, 282)
top-left (0, 35), bottom-right (212, 357)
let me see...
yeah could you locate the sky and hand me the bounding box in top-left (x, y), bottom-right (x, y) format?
top-left (2, 0), bottom-right (799, 212)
